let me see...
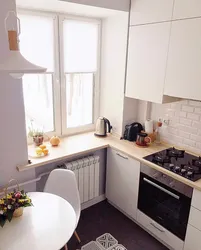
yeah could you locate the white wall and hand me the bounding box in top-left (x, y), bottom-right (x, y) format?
top-left (0, 0), bottom-right (36, 190)
top-left (100, 12), bottom-right (129, 136)
top-left (61, 0), bottom-right (130, 11)
top-left (122, 97), bottom-right (138, 134)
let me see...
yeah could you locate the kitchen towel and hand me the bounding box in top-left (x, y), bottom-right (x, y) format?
top-left (145, 119), bottom-right (154, 134)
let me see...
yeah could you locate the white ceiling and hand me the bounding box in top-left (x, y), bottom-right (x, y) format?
top-left (16, 0), bottom-right (122, 18)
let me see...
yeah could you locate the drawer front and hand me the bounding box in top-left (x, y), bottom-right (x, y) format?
top-left (137, 210), bottom-right (184, 250)
top-left (192, 189), bottom-right (201, 210)
top-left (188, 206), bottom-right (201, 231)
top-left (184, 225), bottom-right (201, 250)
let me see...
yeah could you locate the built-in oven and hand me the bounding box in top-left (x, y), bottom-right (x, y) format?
top-left (138, 164), bottom-right (193, 241)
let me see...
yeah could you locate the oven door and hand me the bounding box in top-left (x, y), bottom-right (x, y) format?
top-left (138, 172), bottom-right (191, 240)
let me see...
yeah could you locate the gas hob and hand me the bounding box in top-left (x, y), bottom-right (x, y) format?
top-left (144, 147), bottom-right (201, 182)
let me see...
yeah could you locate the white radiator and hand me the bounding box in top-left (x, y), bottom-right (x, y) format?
top-left (64, 156), bottom-right (100, 203)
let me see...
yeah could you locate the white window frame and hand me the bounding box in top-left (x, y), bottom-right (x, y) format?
top-left (18, 9), bottom-right (101, 139)
top-left (59, 14), bottom-right (101, 136)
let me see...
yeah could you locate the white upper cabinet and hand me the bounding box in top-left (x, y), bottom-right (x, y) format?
top-left (130, 0), bottom-right (174, 26)
top-left (173, 0), bottom-right (201, 20)
top-left (164, 18), bottom-right (201, 100)
top-left (126, 22), bottom-right (171, 103)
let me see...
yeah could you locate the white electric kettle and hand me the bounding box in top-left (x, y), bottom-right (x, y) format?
top-left (94, 117), bottom-right (112, 137)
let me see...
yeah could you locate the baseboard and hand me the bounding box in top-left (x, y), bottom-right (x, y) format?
top-left (81, 194), bottom-right (106, 210)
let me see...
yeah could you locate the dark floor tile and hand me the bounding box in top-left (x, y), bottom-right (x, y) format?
top-left (67, 200), bottom-right (168, 250)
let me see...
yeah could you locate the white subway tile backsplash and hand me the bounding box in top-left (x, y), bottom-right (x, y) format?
top-left (178, 131), bottom-right (190, 139)
top-left (168, 127), bottom-right (178, 135)
top-left (189, 101), bottom-right (201, 107)
top-left (170, 102), bottom-right (182, 112)
top-left (177, 111), bottom-right (187, 118)
top-left (180, 100), bottom-right (189, 105)
top-left (162, 134), bottom-right (183, 145)
top-left (150, 100), bottom-right (201, 155)
top-left (196, 143), bottom-right (201, 150)
top-left (182, 105), bottom-right (194, 112)
top-left (194, 108), bottom-right (201, 114)
top-left (187, 113), bottom-right (200, 121)
top-left (191, 134), bottom-right (201, 143)
top-left (169, 117), bottom-right (180, 127)
top-left (183, 138), bottom-right (196, 147)
top-left (179, 117), bottom-right (192, 126)
top-left (190, 134), bottom-right (197, 141)
top-left (186, 146), bottom-right (201, 155)
top-left (192, 121), bottom-right (201, 129)
top-left (166, 109), bottom-right (175, 117)
top-left (178, 125), bottom-right (198, 134)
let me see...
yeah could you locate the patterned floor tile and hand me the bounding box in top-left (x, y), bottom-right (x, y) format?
top-left (96, 233), bottom-right (118, 250)
top-left (81, 241), bottom-right (102, 250)
top-left (110, 244), bottom-right (127, 250)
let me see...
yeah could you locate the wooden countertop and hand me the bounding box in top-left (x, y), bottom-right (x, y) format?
top-left (17, 132), bottom-right (201, 191)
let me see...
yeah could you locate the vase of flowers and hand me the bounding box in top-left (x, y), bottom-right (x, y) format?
top-left (13, 207), bottom-right (24, 217)
top-left (0, 179), bottom-right (33, 227)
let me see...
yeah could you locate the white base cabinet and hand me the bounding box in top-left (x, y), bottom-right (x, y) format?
top-left (106, 148), bottom-right (140, 220)
top-left (184, 225), bottom-right (201, 250)
top-left (184, 188), bottom-right (201, 250)
top-left (137, 210), bottom-right (184, 250)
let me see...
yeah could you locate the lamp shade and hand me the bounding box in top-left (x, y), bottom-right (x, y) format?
top-left (0, 12), bottom-right (47, 77)
top-left (0, 51), bottom-right (47, 74)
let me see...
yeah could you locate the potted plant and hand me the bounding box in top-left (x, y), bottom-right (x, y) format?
top-left (28, 121), bottom-right (44, 146)
top-left (0, 179), bottom-right (33, 227)
top-left (29, 130), bottom-right (44, 147)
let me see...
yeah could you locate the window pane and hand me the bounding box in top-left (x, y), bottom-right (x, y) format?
top-left (22, 74), bottom-right (54, 134)
top-left (19, 14), bottom-right (54, 72)
top-left (63, 20), bottom-right (98, 72)
top-left (66, 73), bottom-right (93, 128)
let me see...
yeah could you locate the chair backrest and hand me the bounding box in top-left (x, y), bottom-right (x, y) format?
top-left (44, 169), bottom-right (80, 220)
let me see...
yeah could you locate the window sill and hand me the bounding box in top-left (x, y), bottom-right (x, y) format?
top-left (17, 131), bottom-right (168, 173)
top-left (17, 132), bottom-right (110, 172)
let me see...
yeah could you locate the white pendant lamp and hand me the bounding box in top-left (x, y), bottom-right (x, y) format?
top-left (0, 11), bottom-right (47, 79)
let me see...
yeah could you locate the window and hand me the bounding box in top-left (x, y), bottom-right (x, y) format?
top-left (61, 17), bottom-right (99, 134)
top-left (19, 11), bottom-right (100, 138)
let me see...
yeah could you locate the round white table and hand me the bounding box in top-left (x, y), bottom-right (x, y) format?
top-left (0, 192), bottom-right (76, 250)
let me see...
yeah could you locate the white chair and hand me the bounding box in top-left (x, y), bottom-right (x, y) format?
top-left (44, 169), bottom-right (81, 249)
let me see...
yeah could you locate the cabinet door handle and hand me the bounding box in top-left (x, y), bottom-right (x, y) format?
top-left (116, 153), bottom-right (128, 160)
top-left (150, 222), bottom-right (165, 233)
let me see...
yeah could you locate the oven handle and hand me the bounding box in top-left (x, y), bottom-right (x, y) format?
top-left (143, 177), bottom-right (180, 200)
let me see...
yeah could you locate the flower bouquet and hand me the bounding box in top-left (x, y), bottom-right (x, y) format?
top-left (0, 179), bottom-right (33, 227)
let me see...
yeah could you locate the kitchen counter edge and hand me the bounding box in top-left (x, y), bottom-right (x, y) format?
top-left (16, 132), bottom-right (201, 191)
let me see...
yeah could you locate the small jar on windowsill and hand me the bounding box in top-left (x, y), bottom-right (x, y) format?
top-left (33, 135), bottom-right (44, 147)
top-left (28, 129), bottom-right (44, 147)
